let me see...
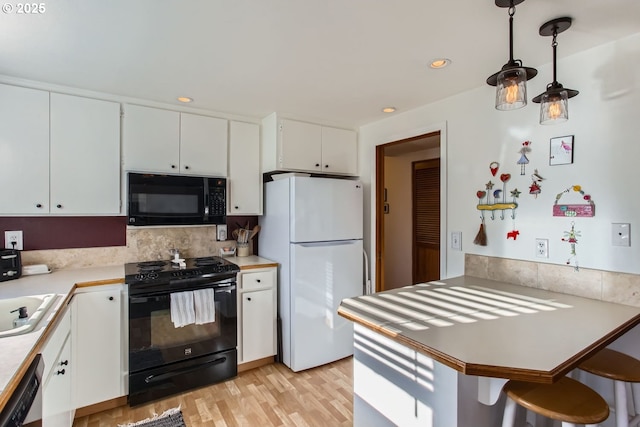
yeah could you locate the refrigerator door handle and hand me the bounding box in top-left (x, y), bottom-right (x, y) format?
top-left (296, 240), bottom-right (360, 248)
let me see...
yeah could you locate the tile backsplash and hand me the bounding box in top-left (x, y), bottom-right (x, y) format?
top-left (465, 254), bottom-right (640, 308)
top-left (21, 225), bottom-right (236, 270)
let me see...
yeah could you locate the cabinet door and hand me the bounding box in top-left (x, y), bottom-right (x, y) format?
top-left (279, 119), bottom-right (322, 171)
top-left (321, 126), bottom-right (358, 175)
top-left (241, 289), bottom-right (275, 362)
top-left (72, 288), bottom-right (123, 409)
top-left (229, 121), bottom-right (261, 215)
top-left (43, 334), bottom-right (73, 427)
top-left (123, 104), bottom-right (180, 173)
top-left (50, 93), bottom-right (121, 214)
top-left (0, 84), bottom-right (49, 214)
top-left (180, 113), bottom-right (228, 176)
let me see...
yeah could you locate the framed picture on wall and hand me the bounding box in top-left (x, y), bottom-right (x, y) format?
top-left (549, 135), bottom-right (574, 165)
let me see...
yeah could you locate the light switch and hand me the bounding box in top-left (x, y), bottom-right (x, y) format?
top-left (451, 231), bottom-right (462, 251)
top-left (612, 223), bottom-right (631, 247)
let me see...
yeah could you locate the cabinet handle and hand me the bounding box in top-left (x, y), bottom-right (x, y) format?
top-left (325, 164), bottom-right (329, 168)
top-left (247, 297), bottom-right (252, 301)
top-left (315, 163), bottom-right (320, 167)
top-left (36, 203), bottom-right (43, 208)
top-left (60, 360), bottom-right (68, 366)
top-left (109, 296), bottom-right (114, 301)
top-left (256, 279), bottom-right (261, 283)
top-left (235, 206), bottom-right (239, 209)
top-left (171, 164), bottom-right (176, 169)
top-left (56, 204), bottom-right (63, 209)
top-left (185, 165), bottom-right (190, 170)
top-left (56, 369), bottom-right (66, 375)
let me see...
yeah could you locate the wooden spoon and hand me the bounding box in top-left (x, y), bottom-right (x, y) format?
top-left (249, 225), bottom-right (261, 239)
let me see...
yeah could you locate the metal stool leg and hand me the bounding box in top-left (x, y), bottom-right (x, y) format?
top-left (502, 397), bottom-right (517, 427)
top-left (616, 379), bottom-right (630, 427)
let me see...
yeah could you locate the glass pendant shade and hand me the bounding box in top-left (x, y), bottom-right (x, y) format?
top-left (495, 67), bottom-right (527, 110)
top-left (540, 90), bottom-right (568, 124)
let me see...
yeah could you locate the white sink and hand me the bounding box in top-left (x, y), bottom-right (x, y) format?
top-left (0, 294), bottom-right (58, 338)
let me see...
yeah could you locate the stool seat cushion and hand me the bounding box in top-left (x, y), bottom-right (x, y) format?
top-left (579, 348), bottom-right (640, 382)
top-left (503, 377), bottom-right (609, 424)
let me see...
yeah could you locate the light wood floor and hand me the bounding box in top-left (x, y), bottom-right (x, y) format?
top-left (73, 357), bottom-right (353, 427)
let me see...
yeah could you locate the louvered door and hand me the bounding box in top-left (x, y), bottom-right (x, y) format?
top-left (413, 159), bottom-right (440, 283)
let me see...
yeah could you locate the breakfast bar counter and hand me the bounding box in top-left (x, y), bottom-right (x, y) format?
top-left (338, 276), bottom-right (640, 427)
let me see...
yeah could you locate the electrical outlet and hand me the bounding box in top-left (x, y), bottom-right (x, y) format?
top-left (5, 230), bottom-right (24, 250)
top-left (612, 223), bottom-right (631, 247)
top-left (535, 238), bottom-right (548, 258)
top-left (451, 231), bottom-right (462, 251)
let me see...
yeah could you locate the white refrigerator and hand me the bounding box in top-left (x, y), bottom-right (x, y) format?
top-left (259, 176), bottom-right (364, 372)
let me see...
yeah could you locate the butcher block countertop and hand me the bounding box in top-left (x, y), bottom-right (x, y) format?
top-left (338, 275), bottom-right (640, 383)
top-left (0, 255), bottom-right (276, 415)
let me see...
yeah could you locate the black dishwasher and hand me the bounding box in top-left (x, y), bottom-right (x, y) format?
top-left (0, 354), bottom-right (43, 427)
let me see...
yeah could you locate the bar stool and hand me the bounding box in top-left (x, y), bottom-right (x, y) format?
top-left (502, 376), bottom-right (609, 427)
top-left (579, 348), bottom-right (640, 427)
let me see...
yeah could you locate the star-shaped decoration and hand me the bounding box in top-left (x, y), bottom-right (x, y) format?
top-left (511, 188), bottom-right (521, 198)
top-left (485, 181), bottom-right (494, 190)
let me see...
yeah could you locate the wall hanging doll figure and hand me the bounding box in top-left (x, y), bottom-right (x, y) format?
top-left (561, 221), bottom-right (581, 271)
top-left (517, 140), bottom-right (532, 175)
top-left (529, 169), bottom-right (544, 198)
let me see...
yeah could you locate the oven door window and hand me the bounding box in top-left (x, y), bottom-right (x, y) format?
top-left (129, 286), bottom-right (236, 373)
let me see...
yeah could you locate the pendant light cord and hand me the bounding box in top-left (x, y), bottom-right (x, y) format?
top-left (508, 5), bottom-right (516, 64)
top-left (551, 30), bottom-right (558, 85)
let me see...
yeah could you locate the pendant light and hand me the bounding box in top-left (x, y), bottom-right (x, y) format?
top-left (532, 17), bottom-right (579, 124)
top-left (487, 0), bottom-right (537, 111)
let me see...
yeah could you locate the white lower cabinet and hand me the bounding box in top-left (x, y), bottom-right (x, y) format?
top-left (238, 268), bottom-right (277, 364)
top-left (42, 305), bottom-right (73, 427)
top-left (71, 285), bottom-right (125, 410)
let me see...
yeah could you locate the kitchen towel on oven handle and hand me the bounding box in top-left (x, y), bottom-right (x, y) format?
top-left (194, 288), bottom-right (216, 325)
top-left (170, 291), bottom-right (195, 328)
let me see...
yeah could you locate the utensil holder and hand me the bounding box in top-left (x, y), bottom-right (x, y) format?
top-left (237, 243), bottom-right (249, 257)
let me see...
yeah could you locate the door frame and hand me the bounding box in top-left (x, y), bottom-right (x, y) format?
top-left (374, 123), bottom-right (447, 293)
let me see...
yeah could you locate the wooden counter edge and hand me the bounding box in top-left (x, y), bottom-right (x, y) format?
top-left (239, 263), bottom-right (278, 270)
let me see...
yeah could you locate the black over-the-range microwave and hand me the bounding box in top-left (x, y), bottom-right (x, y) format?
top-left (127, 172), bottom-right (226, 226)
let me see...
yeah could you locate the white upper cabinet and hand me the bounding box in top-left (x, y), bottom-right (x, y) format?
top-left (261, 113), bottom-right (358, 176)
top-left (280, 119), bottom-right (322, 171)
top-left (229, 121), bottom-right (262, 215)
top-left (180, 112), bottom-right (228, 176)
top-left (122, 104), bottom-right (180, 173)
top-left (123, 104), bottom-right (228, 177)
top-left (0, 84), bottom-right (50, 214)
top-left (320, 126), bottom-right (358, 175)
top-left (0, 85), bottom-right (120, 215)
top-left (50, 93), bottom-right (120, 214)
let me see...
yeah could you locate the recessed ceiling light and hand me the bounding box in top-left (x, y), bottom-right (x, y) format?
top-left (177, 97), bottom-right (193, 103)
top-left (382, 107), bottom-right (396, 113)
top-left (429, 58), bottom-right (451, 69)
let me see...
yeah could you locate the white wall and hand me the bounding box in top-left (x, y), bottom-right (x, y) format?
top-left (359, 33), bottom-right (640, 286)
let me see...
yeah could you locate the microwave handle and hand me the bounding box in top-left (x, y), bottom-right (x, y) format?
top-left (204, 192), bottom-right (209, 215)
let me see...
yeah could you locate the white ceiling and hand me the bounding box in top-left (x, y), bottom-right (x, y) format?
top-left (1, 0), bottom-right (639, 129)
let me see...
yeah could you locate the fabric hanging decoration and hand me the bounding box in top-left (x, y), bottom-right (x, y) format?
top-left (474, 220), bottom-right (487, 246)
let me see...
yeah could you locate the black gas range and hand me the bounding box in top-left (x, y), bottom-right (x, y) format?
top-left (125, 256), bottom-right (240, 291)
top-left (126, 256), bottom-right (240, 406)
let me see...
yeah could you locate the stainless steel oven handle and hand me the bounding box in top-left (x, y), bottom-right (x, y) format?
top-left (144, 357), bottom-right (227, 384)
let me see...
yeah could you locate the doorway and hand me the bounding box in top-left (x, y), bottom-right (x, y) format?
top-left (375, 131), bottom-right (441, 292)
